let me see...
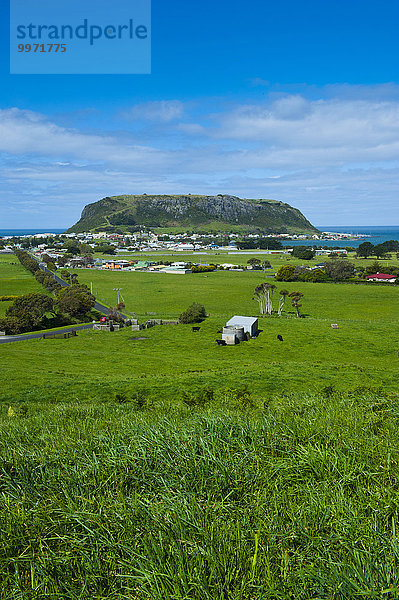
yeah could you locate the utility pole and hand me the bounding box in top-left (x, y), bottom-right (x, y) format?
top-left (113, 288), bottom-right (122, 304)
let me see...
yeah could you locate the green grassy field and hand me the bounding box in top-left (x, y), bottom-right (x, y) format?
top-left (2, 391), bottom-right (399, 598)
top-left (0, 254), bottom-right (45, 316)
top-left (2, 252), bottom-right (399, 598)
top-left (2, 265), bottom-right (399, 404)
top-left (76, 265), bottom-right (399, 321)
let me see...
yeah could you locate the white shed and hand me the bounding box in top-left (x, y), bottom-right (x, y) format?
top-left (226, 316), bottom-right (258, 337)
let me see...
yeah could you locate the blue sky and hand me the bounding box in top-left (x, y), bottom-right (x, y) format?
top-left (1, 0), bottom-right (398, 227)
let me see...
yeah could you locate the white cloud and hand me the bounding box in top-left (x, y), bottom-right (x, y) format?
top-left (0, 108), bottom-right (171, 168)
top-left (1, 87), bottom-right (398, 227)
top-left (213, 97), bottom-right (399, 158)
top-left (121, 100), bottom-right (185, 122)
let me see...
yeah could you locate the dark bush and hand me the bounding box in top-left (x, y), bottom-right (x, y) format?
top-left (179, 303), bottom-right (207, 324)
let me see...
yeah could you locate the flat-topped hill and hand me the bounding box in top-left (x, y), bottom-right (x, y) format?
top-left (67, 194), bottom-right (319, 234)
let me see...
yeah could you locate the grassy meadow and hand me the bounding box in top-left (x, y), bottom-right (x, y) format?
top-left (2, 392), bottom-right (399, 598)
top-left (1, 264), bottom-right (399, 404)
top-left (0, 254), bottom-right (45, 316)
top-left (2, 251), bottom-right (399, 597)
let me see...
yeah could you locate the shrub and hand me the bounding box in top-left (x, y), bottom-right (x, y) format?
top-left (191, 265), bottom-right (216, 273)
top-left (179, 303), bottom-right (207, 324)
top-left (276, 264), bottom-right (295, 281)
top-left (297, 269), bottom-right (329, 283)
top-left (324, 260), bottom-right (355, 281)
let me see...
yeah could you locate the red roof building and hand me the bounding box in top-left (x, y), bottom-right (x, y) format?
top-left (366, 273), bottom-right (396, 282)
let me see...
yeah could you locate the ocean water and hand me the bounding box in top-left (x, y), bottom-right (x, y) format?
top-left (284, 226), bottom-right (399, 248)
top-left (0, 229), bottom-right (66, 237)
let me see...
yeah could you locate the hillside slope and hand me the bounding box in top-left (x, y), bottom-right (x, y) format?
top-left (67, 194), bottom-right (318, 234)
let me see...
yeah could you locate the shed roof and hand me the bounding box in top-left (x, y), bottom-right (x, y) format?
top-left (226, 316), bottom-right (258, 326)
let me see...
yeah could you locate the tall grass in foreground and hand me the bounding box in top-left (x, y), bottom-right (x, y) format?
top-left (1, 391), bottom-right (399, 599)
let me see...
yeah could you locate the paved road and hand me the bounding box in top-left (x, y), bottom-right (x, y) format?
top-left (0, 258), bottom-right (95, 344)
top-left (0, 322), bottom-right (94, 344)
top-left (36, 262), bottom-right (128, 317)
top-left (0, 256), bottom-right (132, 344)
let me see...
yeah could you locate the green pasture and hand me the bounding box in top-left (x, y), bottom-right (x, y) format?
top-left (1, 254), bottom-right (399, 403)
top-left (2, 252), bottom-right (399, 598)
top-left (0, 254), bottom-right (44, 315)
top-left (76, 266), bottom-right (399, 323)
top-left (2, 270), bottom-right (399, 403)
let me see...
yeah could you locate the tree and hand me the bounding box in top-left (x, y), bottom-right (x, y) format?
top-left (258, 238), bottom-right (282, 250)
top-left (278, 289), bottom-right (289, 316)
top-left (291, 246), bottom-right (315, 260)
top-left (289, 291), bottom-right (304, 318)
top-left (247, 258), bottom-right (261, 267)
top-left (108, 302), bottom-right (126, 323)
top-left (253, 283), bottom-right (275, 315)
top-left (43, 275), bottom-right (62, 292)
top-left (57, 256), bottom-right (68, 267)
top-left (276, 264), bottom-right (295, 281)
top-left (191, 265), bottom-right (216, 273)
top-left (237, 238), bottom-right (282, 250)
top-left (40, 253), bottom-right (52, 265)
top-left (79, 243), bottom-right (92, 256)
top-left (357, 242), bottom-right (374, 258)
top-left (0, 315), bottom-right (33, 335)
top-left (35, 270), bottom-right (47, 284)
top-left (63, 241), bottom-right (80, 255)
top-left (6, 293), bottom-right (54, 329)
top-left (291, 246), bottom-right (314, 259)
top-left (14, 250), bottom-right (40, 274)
top-left (80, 255), bottom-right (94, 266)
top-left (94, 244), bottom-right (116, 255)
top-left (382, 240), bottom-right (399, 252)
top-left (56, 286), bottom-right (95, 318)
top-left (365, 261), bottom-right (383, 275)
top-left (373, 244), bottom-right (388, 259)
top-left (297, 249), bottom-right (315, 260)
top-left (262, 260), bottom-right (272, 271)
top-left (59, 269), bottom-right (71, 283)
top-left (323, 260), bottom-right (355, 281)
top-left (108, 309), bottom-right (125, 323)
top-left (179, 303), bottom-right (207, 324)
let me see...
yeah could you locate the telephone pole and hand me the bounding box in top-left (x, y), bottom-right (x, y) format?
top-left (113, 288), bottom-right (122, 304)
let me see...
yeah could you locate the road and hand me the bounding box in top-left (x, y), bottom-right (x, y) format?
top-left (0, 322), bottom-right (95, 344)
top-left (37, 264), bottom-right (114, 316)
top-left (0, 255), bottom-right (130, 344)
